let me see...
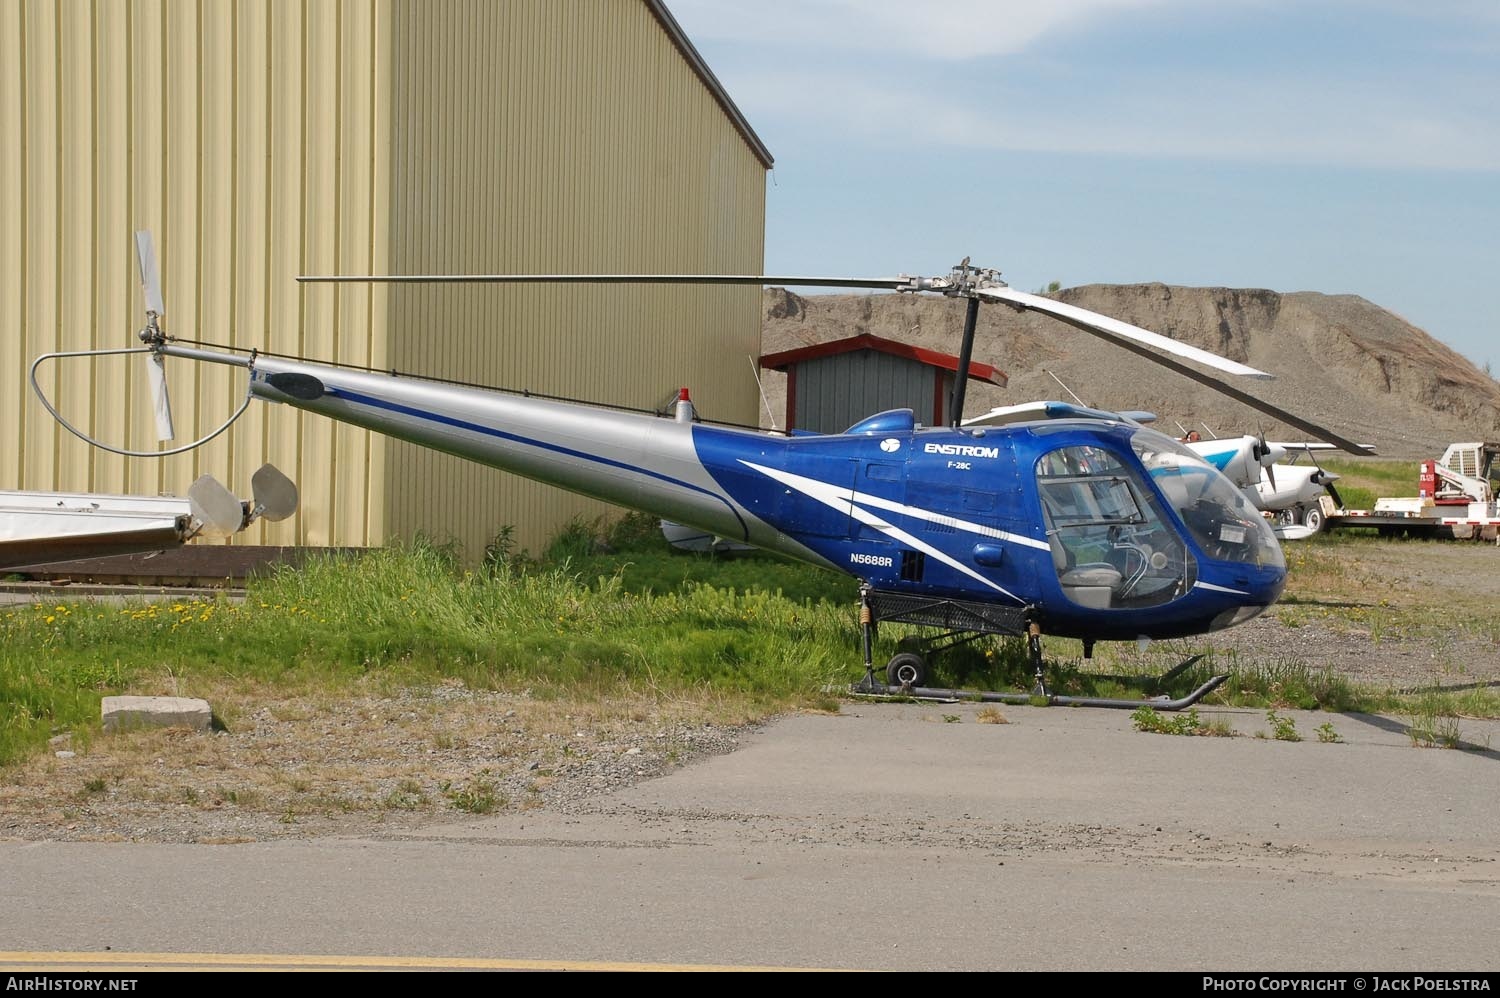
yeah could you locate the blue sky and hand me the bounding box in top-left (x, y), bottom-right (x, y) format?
top-left (668, 0), bottom-right (1500, 374)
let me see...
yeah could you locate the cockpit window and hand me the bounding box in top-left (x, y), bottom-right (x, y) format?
top-left (1128, 428), bottom-right (1284, 571)
top-left (1036, 444), bottom-right (1193, 610)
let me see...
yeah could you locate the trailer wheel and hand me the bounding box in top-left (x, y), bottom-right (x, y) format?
top-left (1302, 505), bottom-right (1325, 534)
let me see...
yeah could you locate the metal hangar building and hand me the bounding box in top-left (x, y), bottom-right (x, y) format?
top-left (1, 0), bottom-right (772, 561)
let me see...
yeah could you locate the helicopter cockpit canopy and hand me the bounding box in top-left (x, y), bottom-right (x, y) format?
top-left (1037, 426), bottom-right (1282, 612)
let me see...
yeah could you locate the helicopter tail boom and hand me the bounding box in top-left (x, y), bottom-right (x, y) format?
top-left (241, 353), bottom-right (764, 546)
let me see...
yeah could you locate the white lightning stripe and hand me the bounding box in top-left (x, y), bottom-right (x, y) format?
top-left (741, 461), bottom-right (1025, 603)
top-left (851, 491), bottom-right (1051, 551)
top-left (1193, 580), bottom-right (1250, 596)
top-left (740, 461), bottom-right (1049, 551)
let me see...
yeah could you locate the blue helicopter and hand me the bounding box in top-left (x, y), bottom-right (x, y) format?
top-left (33, 241), bottom-right (1372, 709)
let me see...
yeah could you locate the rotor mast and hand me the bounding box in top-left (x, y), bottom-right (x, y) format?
top-left (926, 258), bottom-right (1008, 427)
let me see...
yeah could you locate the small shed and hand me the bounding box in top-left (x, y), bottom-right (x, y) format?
top-left (759, 334), bottom-right (1007, 434)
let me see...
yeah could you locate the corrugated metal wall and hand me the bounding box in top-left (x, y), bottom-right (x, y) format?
top-left (2, 0), bottom-right (768, 561)
top-left (795, 354), bottom-right (938, 435)
top-left (1, 0), bottom-right (390, 547)
top-left (381, 0), bottom-right (766, 559)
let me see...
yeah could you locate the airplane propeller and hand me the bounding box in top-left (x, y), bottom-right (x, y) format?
top-left (134, 230), bottom-right (175, 441)
top-left (1322, 479), bottom-right (1345, 510)
top-left (1249, 431), bottom-right (1285, 492)
top-left (1311, 467), bottom-right (1344, 510)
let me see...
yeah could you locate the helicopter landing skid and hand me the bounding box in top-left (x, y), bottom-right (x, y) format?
top-left (855, 585), bottom-right (1225, 711)
top-left (848, 670), bottom-right (1229, 711)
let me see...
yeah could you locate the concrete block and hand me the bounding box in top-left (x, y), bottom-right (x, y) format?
top-left (102, 695), bottom-right (212, 733)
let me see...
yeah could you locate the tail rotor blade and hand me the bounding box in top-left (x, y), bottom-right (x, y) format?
top-left (134, 230), bottom-right (165, 317)
top-left (134, 230), bottom-right (174, 441)
top-left (144, 351), bottom-right (175, 441)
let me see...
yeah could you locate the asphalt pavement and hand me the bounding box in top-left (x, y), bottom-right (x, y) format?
top-left (2, 699), bottom-right (1498, 972)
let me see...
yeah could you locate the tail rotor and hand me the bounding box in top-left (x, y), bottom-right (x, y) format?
top-left (134, 230), bottom-right (175, 442)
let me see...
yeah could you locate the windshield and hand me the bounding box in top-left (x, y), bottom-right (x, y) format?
top-left (1036, 443), bottom-right (1193, 609)
top-left (1129, 427), bottom-right (1284, 570)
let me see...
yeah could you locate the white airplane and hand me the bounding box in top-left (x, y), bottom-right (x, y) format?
top-left (1181, 434), bottom-right (1348, 536)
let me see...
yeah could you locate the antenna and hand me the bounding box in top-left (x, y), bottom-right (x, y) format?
top-left (750, 355), bottom-right (779, 431)
top-left (1042, 368), bottom-right (1087, 407)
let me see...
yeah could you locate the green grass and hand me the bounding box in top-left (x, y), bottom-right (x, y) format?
top-left (4, 510), bottom-right (1497, 769)
top-left (0, 527), bottom-right (864, 767)
top-left (1315, 456), bottom-right (1428, 511)
top-left (1262, 709), bottom-right (1302, 742)
top-left (1131, 706), bottom-right (1205, 735)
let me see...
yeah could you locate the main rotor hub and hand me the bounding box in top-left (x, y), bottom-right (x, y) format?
top-left (897, 260), bottom-right (1007, 298)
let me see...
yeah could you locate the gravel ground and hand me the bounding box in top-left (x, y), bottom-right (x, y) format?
top-left (0, 684), bottom-right (761, 845)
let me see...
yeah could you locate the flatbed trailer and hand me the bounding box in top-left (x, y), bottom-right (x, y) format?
top-left (1321, 496), bottom-right (1500, 541)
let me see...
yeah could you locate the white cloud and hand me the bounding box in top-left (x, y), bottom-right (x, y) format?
top-left (668, 0), bottom-right (1174, 59)
top-left (673, 1), bottom-right (1500, 171)
top-left (710, 60), bottom-right (1500, 172)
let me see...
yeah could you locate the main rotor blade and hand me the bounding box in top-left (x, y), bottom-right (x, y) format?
top-left (297, 272), bottom-right (917, 290)
top-left (1162, 357), bottom-right (1372, 454)
top-left (975, 287), bottom-right (1374, 455)
top-left (134, 230), bottom-right (166, 315)
top-left (976, 286), bottom-right (1271, 379)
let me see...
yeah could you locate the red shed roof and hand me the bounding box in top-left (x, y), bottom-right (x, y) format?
top-left (759, 333), bottom-right (1007, 387)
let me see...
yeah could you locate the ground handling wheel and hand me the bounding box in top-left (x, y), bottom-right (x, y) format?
top-left (886, 651), bottom-right (929, 688)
